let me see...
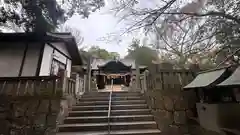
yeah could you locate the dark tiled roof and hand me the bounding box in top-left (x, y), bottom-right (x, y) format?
top-left (91, 58), bottom-right (146, 70)
top-left (218, 66), bottom-right (240, 86)
top-left (0, 32), bottom-right (82, 65)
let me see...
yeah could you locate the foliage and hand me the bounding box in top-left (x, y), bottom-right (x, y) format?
top-left (87, 46), bottom-right (120, 60)
top-left (113, 0), bottom-right (240, 67)
top-left (125, 38), bottom-right (159, 66)
top-left (0, 0), bottom-right (105, 32)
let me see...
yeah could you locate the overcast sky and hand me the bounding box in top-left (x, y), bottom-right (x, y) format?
top-left (66, 4), bottom-right (129, 57)
top-left (66, 0), bottom-right (159, 57)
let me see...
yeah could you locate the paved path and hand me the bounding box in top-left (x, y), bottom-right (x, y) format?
top-left (102, 85), bottom-right (129, 92)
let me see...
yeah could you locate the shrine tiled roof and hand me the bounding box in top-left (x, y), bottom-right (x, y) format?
top-left (91, 58), bottom-right (146, 70)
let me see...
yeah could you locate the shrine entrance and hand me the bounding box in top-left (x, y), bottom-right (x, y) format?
top-left (95, 60), bottom-right (132, 90)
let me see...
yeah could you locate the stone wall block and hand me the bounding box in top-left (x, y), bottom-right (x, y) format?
top-left (34, 114), bottom-right (47, 126)
top-left (38, 100), bottom-right (50, 113)
top-left (51, 100), bottom-right (61, 113)
top-left (153, 110), bottom-right (174, 129)
top-left (174, 111), bottom-right (187, 124)
top-left (153, 97), bottom-right (158, 109)
top-left (164, 125), bottom-right (181, 135)
top-left (174, 96), bottom-right (188, 111)
top-left (186, 109), bottom-right (195, 118)
top-left (155, 98), bottom-right (165, 110)
top-left (163, 96), bottom-right (174, 111)
top-left (46, 115), bottom-right (58, 126)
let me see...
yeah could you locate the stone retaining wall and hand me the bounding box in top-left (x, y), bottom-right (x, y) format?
top-left (0, 97), bottom-right (60, 135)
top-left (0, 94), bottom-right (77, 135)
top-left (144, 65), bottom-right (221, 135)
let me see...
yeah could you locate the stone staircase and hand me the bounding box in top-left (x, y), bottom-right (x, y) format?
top-left (57, 91), bottom-right (161, 135)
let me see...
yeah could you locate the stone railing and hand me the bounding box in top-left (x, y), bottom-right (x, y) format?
top-left (0, 76), bottom-right (61, 98)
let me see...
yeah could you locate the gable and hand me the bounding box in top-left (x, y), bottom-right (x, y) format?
top-left (51, 42), bottom-right (71, 58)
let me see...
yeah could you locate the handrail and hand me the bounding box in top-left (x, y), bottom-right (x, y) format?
top-left (107, 90), bottom-right (112, 134)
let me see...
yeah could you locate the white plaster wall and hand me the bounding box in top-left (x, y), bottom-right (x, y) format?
top-left (39, 43), bottom-right (72, 77)
top-left (66, 59), bottom-right (72, 77)
top-left (53, 50), bottom-right (67, 64)
top-left (39, 44), bottom-right (54, 76)
top-left (0, 42), bottom-right (72, 77)
top-left (21, 43), bottom-right (41, 76)
top-left (0, 43), bottom-right (25, 77)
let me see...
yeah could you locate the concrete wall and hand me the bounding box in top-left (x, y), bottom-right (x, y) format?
top-left (197, 103), bottom-right (240, 133)
top-left (0, 42), bottom-right (41, 77)
top-left (197, 103), bottom-right (220, 132)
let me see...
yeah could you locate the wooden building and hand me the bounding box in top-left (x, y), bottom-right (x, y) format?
top-left (90, 58), bottom-right (147, 90)
top-left (0, 32), bottom-right (82, 77)
top-left (184, 65), bottom-right (240, 133)
top-left (0, 32), bottom-right (86, 95)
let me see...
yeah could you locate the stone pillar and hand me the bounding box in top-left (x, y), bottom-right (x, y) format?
top-left (59, 70), bottom-right (67, 95)
top-left (75, 73), bottom-right (80, 95)
top-left (87, 57), bottom-right (92, 92)
top-left (135, 60), bottom-right (141, 91)
top-left (83, 74), bottom-right (87, 93)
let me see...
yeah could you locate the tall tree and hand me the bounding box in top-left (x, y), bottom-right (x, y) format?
top-left (125, 39), bottom-right (159, 66)
top-left (0, 0), bottom-right (105, 32)
top-left (88, 46), bottom-right (120, 60)
top-left (113, 0), bottom-right (240, 66)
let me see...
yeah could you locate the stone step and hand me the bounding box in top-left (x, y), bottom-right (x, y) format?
top-left (82, 93), bottom-right (110, 98)
top-left (110, 129), bottom-right (161, 135)
top-left (110, 121), bottom-right (158, 130)
top-left (112, 104), bottom-right (148, 110)
top-left (77, 101), bottom-right (109, 106)
top-left (56, 131), bottom-right (107, 135)
top-left (68, 110), bottom-right (108, 117)
top-left (111, 109), bottom-right (151, 116)
top-left (57, 129), bottom-right (161, 135)
top-left (64, 115), bottom-right (154, 124)
top-left (80, 97), bottom-right (109, 101)
top-left (79, 96), bottom-right (143, 102)
top-left (111, 96), bottom-right (143, 101)
top-left (64, 116), bottom-right (108, 124)
top-left (112, 100), bottom-right (146, 105)
top-left (71, 105), bottom-right (109, 111)
top-left (112, 93), bottom-right (142, 97)
top-left (111, 115), bottom-right (154, 122)
top-left (58, 123), bottom-right (108, 132)
top-left (58, 121), bottom-right (158, 132)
